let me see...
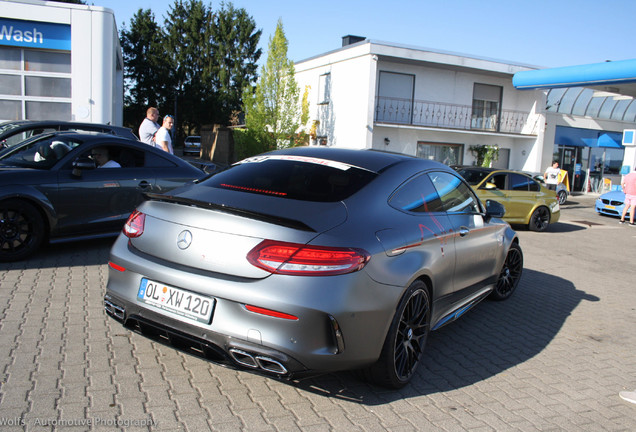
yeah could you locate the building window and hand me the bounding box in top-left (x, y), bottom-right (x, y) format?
top-left (318, 73), bottom-right (331, 104)
top-left (417, 142), bottom-right (464, 166)
top-left (376, 71), bottom-right (415, 124)
top-left (0, 47), bottom-right (71, 121)
top-left (472, 83), bottom-right (502, 131)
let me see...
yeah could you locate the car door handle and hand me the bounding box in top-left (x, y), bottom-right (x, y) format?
top-left (459, 227), bottom-right (470, 237)
top-left (138, 180), bottom-right (152, 189)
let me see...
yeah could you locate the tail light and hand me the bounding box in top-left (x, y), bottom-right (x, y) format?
top-left (123, 210), bottom-right (145, 238)
top-left (247, 240), bottom-right (370, 276)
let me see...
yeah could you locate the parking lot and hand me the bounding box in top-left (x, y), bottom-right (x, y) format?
top-left (1, 193), bottom-right (635, 431)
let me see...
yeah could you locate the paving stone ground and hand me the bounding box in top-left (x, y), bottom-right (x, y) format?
top-left (1, 194), bottom-right (635, 431)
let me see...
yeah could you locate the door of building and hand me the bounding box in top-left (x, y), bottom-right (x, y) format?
top-left (555, 146), bottom-right (585, 192)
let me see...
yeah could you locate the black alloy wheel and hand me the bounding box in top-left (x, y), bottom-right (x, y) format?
top-left (489, 242), bottom-right (523, 301)
top-left (0, 199), bottom-right (45, 262)
top-left (365, 280), bottom-right (431, 388)
top-left (528, 206), bottom-right (550, 232)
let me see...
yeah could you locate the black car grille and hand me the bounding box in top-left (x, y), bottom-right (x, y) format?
top-left (601, 198), bottom-right (624, 206)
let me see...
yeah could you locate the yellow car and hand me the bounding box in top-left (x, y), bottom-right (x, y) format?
top-left (454, 167), bottom-right (560, 232)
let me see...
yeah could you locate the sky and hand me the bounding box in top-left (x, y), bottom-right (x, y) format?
top-left (102, 0), bottom-right (635, 69)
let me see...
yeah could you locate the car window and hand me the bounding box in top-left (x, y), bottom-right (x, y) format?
top-left (428, 171), bottom-right (481, 214)
top-left (0, 136), bottom-right (80, 169)
top-left (2, 127), bottom-right (56, 148)
top-left (456, 168), bottom-right (490, 185)
top-left (75, 144), bottom-right (145, 168)
top-left (66, 126), bottom-right (108, 134)
top-left (389, 173), bottom-right (444, 213)
top-left (485, 173), bottom-right (507, 190)
top-left (509, 173), bottom-right (534, 191)
top-left (202, 155), bottom-right (377, 202)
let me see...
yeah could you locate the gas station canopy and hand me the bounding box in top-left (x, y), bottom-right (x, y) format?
top-left (513, 59), bottom-right (636, 122)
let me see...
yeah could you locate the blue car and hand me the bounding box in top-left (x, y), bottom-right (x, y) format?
top-left (595, 190), bottom-right (630, 218)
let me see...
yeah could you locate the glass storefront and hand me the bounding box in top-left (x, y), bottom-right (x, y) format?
top-left (553, 145), bottom-right (624, 193)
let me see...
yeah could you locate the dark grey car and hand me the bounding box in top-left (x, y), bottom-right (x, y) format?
top-left (104, 147), bottom-right (522, 388)
top-left (0, 132), bottom-right (206, 261)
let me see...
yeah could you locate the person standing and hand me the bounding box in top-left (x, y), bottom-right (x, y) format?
top-left (544, 161), bottom-right (560, 191)
top-left (155, 115), bottom-right (174, 154)
top-left (620, 166), bottom-right (636, 226)
top-left (138, 107), bottom-right (160, 146)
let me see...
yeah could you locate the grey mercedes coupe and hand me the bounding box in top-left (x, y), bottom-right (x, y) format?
top-left (104, 147), bottom-right (523, 388)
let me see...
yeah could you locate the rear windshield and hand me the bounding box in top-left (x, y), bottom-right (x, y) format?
top-left (202, 155), bottom-right (377, 202)
top-left (456, 168), bottom-right (490, 185)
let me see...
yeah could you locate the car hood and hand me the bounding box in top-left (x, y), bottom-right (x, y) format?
top-left (599, 190), bottom-right (625, 200)
top-left (130, 186), bottom-right (349, 278)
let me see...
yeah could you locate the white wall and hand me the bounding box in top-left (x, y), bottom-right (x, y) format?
top-left (295, 41), bottom-right (545, 170)
top-left (2, 0), bottom-right (123, 125)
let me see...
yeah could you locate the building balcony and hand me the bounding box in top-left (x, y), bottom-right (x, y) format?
top-left (375, 96), bottom-right (538, 135)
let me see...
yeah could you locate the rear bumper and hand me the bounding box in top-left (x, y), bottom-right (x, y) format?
top-left (104, 292), bottom-right (305, 376)
top-left (104, 236), bottom-right (399, 377)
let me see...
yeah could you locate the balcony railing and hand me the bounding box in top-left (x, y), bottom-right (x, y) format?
top-left (375, 96), bottom-right (538, 135)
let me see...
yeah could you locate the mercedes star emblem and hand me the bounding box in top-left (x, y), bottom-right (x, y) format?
top-left (177, 230), bottom-right (193, 250)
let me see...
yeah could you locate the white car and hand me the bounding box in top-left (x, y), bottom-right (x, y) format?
top-left (183, 135), bottom-right (201, 156)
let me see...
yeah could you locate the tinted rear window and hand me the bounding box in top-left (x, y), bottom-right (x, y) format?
top-left (456, 168), bottom-right (490, 185)
top-left (202, 155), bottom-right (377, 202)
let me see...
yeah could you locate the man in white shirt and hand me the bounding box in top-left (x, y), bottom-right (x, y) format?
top-left (544, 161), bottom-right (560, 191)
top-left (91, 147), bottom-right (121, 168)
top-left (155, 115), bottom-right (174, 154)
top-left (138, 107), bottom-right (160, 146)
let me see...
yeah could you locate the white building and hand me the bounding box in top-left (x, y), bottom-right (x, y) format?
top-left (0, 0), bottom-right (123, 125)
top-left (296, 37), bottom-right (546, 172)
top-left (295, 37), bottom-right (636, 191)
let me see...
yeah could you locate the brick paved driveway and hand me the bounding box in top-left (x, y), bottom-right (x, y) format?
top-left (1, 194), bottom-right (635, 431)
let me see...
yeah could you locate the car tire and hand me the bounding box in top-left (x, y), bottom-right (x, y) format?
top-left (528, 206), bottom-right (551, 232)
top-left (557, 190), bottom-right (567, 205)
top-left (363, 280), bottom-right (430, 388)
top-left (489, 243), bottom-right (523, 301)
top-left (0, 199), bottom-right (45, 262)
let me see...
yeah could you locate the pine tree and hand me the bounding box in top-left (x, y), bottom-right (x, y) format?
top-left (120, 9), bottom-right (168, 127)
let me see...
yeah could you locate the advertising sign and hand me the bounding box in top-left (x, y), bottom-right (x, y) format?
top-left (0, 18), bottom-right (70, 51)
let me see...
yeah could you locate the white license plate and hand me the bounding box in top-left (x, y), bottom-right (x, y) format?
top-left (137, 278), bottom-right (214, 324)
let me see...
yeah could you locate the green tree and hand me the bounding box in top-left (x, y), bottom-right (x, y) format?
top-left (120, 9), bottom-right (168, 128)
top-left (243, 19), bottom-right (300, 151)
top-left (211, 2), bottom-right (262, 123)
top-left (121, 1), bottom-right (261, 140)
top-left (163, 0), bottom-right (216, 139)
top-left (469, 145), bottom-right (499, 167)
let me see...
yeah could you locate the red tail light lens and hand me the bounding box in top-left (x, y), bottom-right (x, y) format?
top-left (247, 240), bottom-right (370, 276)
top-left (108, 261), bottom-right (126, 272)
top-left (245, 305), bottom-right (298, 320)
top-left (123, 210), bottom-right (145, 238)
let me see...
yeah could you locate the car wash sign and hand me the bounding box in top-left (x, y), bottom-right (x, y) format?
top-left (0, 18), bottom-right (70, 50)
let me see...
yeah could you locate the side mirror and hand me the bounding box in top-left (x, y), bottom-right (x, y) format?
top-left (483, 182), bottom-right (497, 190)
top-left (484, 199), bottom-right (505, 221)
top-left (72, 156), bottom-right (97, 177)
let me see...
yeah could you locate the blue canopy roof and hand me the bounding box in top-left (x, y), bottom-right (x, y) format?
top-left (555, 126), bottom-right (623, 148)
top-left (513, 59), bottom-right (636, 90)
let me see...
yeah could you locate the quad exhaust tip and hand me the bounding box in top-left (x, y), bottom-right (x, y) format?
top-left (229, 348), bottom-right (288, 375)
top-left (104, 299), bottom-right (125, 320)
